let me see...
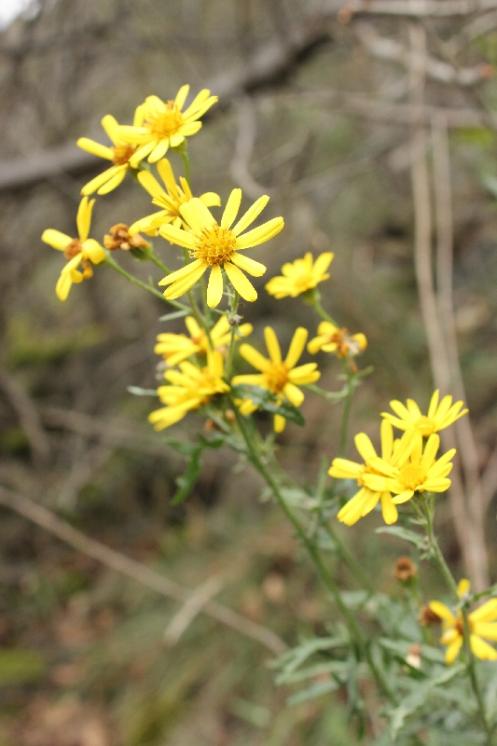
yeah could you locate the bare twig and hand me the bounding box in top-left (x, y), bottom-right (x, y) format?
top-left (407, 24), bottom-right (488, 588)
top-left (431, 117), bottom-right (489, 587)
top-left (164, 575), bottom-right (224, 646)
top-left (0, 485), bottom-right (287, 655)
top-left (0, 370), bottom-right (50, 465)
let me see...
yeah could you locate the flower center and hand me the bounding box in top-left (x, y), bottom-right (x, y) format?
top-left (264, 363), bottom-right (289, 394)
top-left (415, 416), bottom-right (436, 436)
top-left (398, 463), bottom-right (426, 491)
top-left (148, 101), bottom-right (184, 138)
top-left (195, 225), bottom-right (236, 266)
top-left (112, 144), bottom-right (136, 165)
top-left (64, 239), bottom-right (82, 260)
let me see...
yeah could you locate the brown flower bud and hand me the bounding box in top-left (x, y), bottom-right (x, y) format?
top-left (103, 223), bottom-right (151, 252)
top-left (395, 556), bottom-right (417, 583)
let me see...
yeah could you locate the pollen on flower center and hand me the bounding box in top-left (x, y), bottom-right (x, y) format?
top-left (265, 363), bottom-right (289, 393)
top-left (195, 226), bottom-right (236, 266)
top-left (112, 144), bottom-right (136, 165)
top-left (399, 464), bottom-right (426, 491)
top-left (416, 416), bottom-right (436, 436)
top-left (148, 101), bottom-right (184, 137)
top-left (64, 239), bottom-right (82, 260)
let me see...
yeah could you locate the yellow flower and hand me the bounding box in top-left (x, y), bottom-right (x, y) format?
top-left (129, 159), bottom-right (220, 236)
top-left (362, 432), bottom-right (456, 506)
top-left (265, 251), bottom-right (334, 299)
top-left (329, 420), bottom-right (411, 526)
top-left (77, 114), bottom-right (143, 196)
top-left (158, 189), bottom-right (284, 307)
top-left (232, 327), bottom-right (320, 432)
top-left (155, 314), bottom-right (252, 367)
top-left (429, 580), bottom-right (497, 664)
top-left (382, 390), bottom-right (468, 437)
top-left (41, 197), bottom-right (106, 301)
top-left (149, 351), bottom-right (229, 431)
top-left (118, 86), bottom-right (218, 165)
top-left (308, 321), bottom-right (367, 358)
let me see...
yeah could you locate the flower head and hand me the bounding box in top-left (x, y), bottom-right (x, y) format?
top-left (129, 159), bottom-right (220, 236)
top-left (362, 431), bottom-right (456, 506)
top-left (41, 197), bottom-right (106, 301)
top-left (265, 252), bottom-right (333, 299)
top-left (149, 351), bottom-right (229, 431)
top-left (158, 189), bottom-right (284, 307)
top-left (118, 86), bottom-right (218, 165)
top-left (155, 314), bottom-right (252, 367)
top-left (329, 420), bottom-right (411, 526)
top-left (382, 390), bottom-right (468, 437)
top-left (77, 115), bottom-right (143, 196)
top-left (429, 580), bottom-right (497, 664)
top-left (232, 326), bottom-right (320, 432)
top-left (103, 223), bottom-right (151, 253)
top-left (308, 321), bottom-right (367, 359)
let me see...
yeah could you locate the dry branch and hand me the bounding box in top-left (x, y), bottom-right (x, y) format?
top-left (0, 485), bottom-right (287, 655)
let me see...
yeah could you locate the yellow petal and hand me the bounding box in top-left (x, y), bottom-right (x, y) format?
top-left (235, 217), bottom-right (284, 250)
top-left (285, 327), bottom-right (307, 368)
top-left (221, 188), bottom-right (242, 229)
top-left (233, 195), bottom-right (270, 236)
top-left (41, 228), bottom-right (72, 251)
top-left (76, 197), bottom-right (94, 241)
top-left (76, 137), bottom-right (113, 160)
top-left (224, 262), bottom-right (257, 302)
top-left (207, 266), bottom-right (224, 308)
top-left (264, 327), bottom-right (282, 363)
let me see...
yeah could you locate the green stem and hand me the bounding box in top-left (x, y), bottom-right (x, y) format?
top-left (422, 498), bottom-right (459, 599)
top-left (230, 400), bottom-right (396, 704)
top-left (339, 370), bottom-right (355, 456)
top-left (309, 289), bottom-right (337, 324)
top-left (421, 497), bottom-right (493, 742)
top-left (148, 250), bottom-right (172, 275)
top-left (226, 291), bottom-right (240, 377)
top-left (462, 610), bottom-right (494, 745)
top-left (105, 255), bottom-right (187, 310)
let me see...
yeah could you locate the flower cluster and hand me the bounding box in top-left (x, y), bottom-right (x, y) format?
top-left (329, 390), bottom-right (467, 526)
top-left (429, 580), bottom-right (497, 664)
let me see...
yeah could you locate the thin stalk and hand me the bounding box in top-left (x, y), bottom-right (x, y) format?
top-left (148, 250), bottom-right (172, 275)
top-left (226, 291), bottom-right (240, 377)
top-left (462, 610), bottom-right (494, 745)
top-left (105, 255), bottom-right (187, 310)
top-left (339, 370), bottom-right (356, 456)
top-left (421, 497), bottom-right (493, 742)
top-left (231, 400), bottom-right (396, 704)
top-left (309, 289), bottom-right (337, 324)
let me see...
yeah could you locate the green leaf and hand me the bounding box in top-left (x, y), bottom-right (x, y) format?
top-left (172, 444), bottom-right (203, 505)
top-left (376, 525), bottom-right (427, 550)
top-left (388, 664), bottom-right (464, 738)
top-left (127, 385), bottom-right (157, 397)
top-left (158, 309), bottom-right (189, 322)
top-left (231, 385), bottom-right (305, 426)
top-left (287, 678), bottom-right (339, 705)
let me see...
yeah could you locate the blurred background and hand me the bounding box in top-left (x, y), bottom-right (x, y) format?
top-left (1, 0), bottom-right (497, 743)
